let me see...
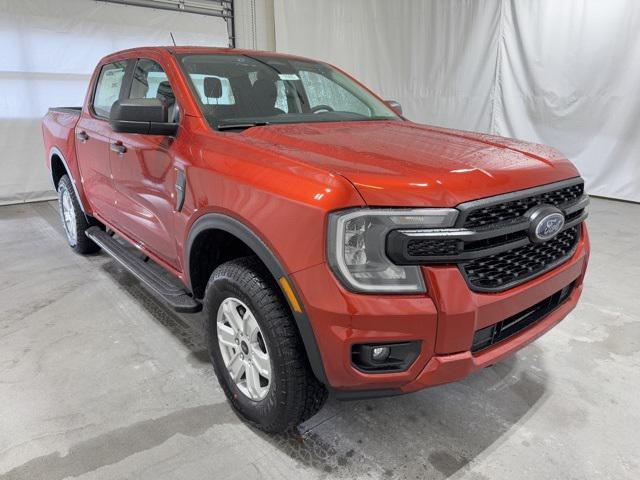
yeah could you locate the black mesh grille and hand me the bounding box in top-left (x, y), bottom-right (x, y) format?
top-left (463, 230), bottom-right (527, 252)
top-left (461, 226), bottom-right (580, 290)
top-left (471, 282), bottom-right (575, 353)
top-left (463, 183), bottom-right (584, 228)
top-left (407, 238), bottom-right (459, 257)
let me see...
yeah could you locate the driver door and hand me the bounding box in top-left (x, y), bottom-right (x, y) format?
top-left (108, 58), bottom-right (180, 268)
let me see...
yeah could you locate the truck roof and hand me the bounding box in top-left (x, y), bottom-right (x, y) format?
top-left (100, 46), bottom-right (312, 63)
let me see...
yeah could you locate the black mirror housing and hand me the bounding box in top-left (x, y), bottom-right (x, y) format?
top-left (110, 98), bottom-right (178, 135)
top-left (386, 100), bottom-right (403, 116)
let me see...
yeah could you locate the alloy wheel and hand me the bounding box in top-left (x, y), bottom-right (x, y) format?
top-left (60, 188), bottom-right (77, 246)
top-left (216, 297), bottom-right (272, 401)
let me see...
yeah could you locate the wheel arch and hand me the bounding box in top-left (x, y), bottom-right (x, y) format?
top-left (49, 147), bottom-right (86, 213)
top-left (186, 213), bottom-right (328, 385)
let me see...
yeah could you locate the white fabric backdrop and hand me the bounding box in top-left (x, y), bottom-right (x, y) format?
top-left (274, 0), bottom-right (640, 203)
top-left (0, 0), bottom-right (228, 205)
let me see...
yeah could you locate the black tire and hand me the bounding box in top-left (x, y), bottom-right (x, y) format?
top-left (57, 175), bottom-right (100, 254)
top-left (204, 257), bottom-right (328, 433)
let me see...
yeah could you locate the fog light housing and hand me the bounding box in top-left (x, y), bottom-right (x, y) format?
top-left (351, 341), bottom-right (421, 373)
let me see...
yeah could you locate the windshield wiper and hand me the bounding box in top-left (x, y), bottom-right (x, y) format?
top-left (216, 121), bottom-right (270, 131)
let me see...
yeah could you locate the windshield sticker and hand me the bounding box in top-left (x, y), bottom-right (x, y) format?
top-left (279, 73), bottom-right (300, 81)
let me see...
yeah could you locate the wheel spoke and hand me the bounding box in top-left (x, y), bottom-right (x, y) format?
top-left (227, 352), bottom-right (245, 382)
top-left (244, 310), bottom-right (260, 339)
top-left (246, 362), bottom-right (262, 398)
top-left (252, 349), bottom-right (271, 379)
top-left (217, 323), bottom-right (236, 347)
top-left (224, 301), bottom-right (244, 333)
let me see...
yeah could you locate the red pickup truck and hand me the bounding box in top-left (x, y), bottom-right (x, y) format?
top-left (42, 46), bottom-right (589, 433)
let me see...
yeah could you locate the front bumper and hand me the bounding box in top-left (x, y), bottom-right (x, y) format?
top-left (291, 224), bottom-right (590, 394)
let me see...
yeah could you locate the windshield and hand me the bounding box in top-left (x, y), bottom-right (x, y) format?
top-left (179, 54), bottom-right (400, 129)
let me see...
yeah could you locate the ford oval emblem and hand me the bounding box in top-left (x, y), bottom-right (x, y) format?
top-left (527, 205), bottom-right (565, 243)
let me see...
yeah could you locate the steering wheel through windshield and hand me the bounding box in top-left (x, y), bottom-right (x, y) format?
top-left (310, 104), bottom-right (335, 114)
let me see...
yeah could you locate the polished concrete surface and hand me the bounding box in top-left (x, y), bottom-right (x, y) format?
top-left (0, 198), bottom-right (638, 480)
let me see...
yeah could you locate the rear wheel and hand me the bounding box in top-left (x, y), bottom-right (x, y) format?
top-left (204, 257), bottom-right (328, 433)
top-left (57, 175), bottom-right (100, 254)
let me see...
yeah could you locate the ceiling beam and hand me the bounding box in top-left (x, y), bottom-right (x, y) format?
top-left (96, 0), bottom-right (232, 19)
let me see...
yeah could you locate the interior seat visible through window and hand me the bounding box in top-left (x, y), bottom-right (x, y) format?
top-left (129, 58), bottom-right (178, 122)
top-left (249, 78), bottom-right (285, 117)
top-left (156, 81), bottom-right (177, 122)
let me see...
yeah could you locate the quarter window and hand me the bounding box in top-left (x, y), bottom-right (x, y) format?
top-left (93, 61), bottom-right (127, 118)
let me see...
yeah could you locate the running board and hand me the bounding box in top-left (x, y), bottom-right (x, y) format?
top-left (86, 227), bottom-right (201, 313)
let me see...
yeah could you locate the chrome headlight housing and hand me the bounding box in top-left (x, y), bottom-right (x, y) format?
top-left (327, 208), bottom-right (458, 293)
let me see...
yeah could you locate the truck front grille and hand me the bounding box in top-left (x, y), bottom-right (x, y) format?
top-left (461, 226), bottom-right (580, 291)
top-left (385, 178), bottom-right (588, 292)
top-left (463, 183), bottom-right (584, 228)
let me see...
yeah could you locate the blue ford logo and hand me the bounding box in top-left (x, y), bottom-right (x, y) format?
top-left (527, 206), bottom-right (565, 243)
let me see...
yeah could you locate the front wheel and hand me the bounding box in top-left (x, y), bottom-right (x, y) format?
top-left (57, 175), bottom-right (100, 254)
top-left (204, 257), bottom-right (327, 433)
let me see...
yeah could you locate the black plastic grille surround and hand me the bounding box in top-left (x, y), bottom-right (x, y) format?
top-left (463, 183), bottom-right (584, 228)
top-left (461, 226), bottom-right (580, 290)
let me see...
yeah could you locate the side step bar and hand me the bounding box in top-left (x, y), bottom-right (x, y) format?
top-left (86, 227), bottom-right (201, 313)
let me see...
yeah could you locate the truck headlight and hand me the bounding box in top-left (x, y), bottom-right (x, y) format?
top-left (327, 208), bottom-right (458, 293)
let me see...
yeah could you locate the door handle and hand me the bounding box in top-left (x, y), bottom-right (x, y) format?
top-left (76, 131), bottom-right (89, 142)
top-left (110, 142), bottom-right (127, 155)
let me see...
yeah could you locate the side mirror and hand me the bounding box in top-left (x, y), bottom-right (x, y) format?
top-left (386, 100), bottom-right (403, 116)
top-left (110, 98), bottom-right (178, 135)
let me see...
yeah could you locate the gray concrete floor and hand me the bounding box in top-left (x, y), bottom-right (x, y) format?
top-left (0, 198), bottom-right (638, 480)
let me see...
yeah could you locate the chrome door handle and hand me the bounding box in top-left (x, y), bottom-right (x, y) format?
top-left (76, 131), bottom-right (89, 142)
top-left (110, 142), bottom-right (127, 155)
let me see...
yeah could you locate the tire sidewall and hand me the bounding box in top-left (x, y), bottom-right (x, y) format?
top-left (204, 274), bottom-right (286, 429)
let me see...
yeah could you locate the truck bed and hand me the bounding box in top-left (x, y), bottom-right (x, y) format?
top-left (48, 106), bottom-right (82, 114)
top-left (42, 106), bottom-right (83, 185)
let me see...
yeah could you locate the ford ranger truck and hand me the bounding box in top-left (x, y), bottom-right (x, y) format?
top-left (41, 47), bottom-right (590, 433)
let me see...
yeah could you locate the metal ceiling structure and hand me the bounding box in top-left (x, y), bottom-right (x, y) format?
top-left (97, 0), bottom-right (235, 47)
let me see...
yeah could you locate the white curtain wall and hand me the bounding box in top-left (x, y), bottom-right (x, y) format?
top-left (274, 0), bottom-right (640, 203)
top-left (0, 0), bottom-right (228, 205)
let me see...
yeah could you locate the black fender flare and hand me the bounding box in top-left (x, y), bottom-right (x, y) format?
top-left (50, 147), bottom-right (87, 212)
top-left (186, 213), bottom-right (328, 385)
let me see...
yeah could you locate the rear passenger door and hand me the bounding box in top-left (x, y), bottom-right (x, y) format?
top-left (108, 58), bottom-right (180, 268)
top-left (75, 60), bottom-right (128, 220)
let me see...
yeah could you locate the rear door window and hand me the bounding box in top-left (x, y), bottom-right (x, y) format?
top-left (93, 61), bottom-right (127, 118)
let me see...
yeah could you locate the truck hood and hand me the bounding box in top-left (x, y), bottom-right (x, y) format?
top-left (239, 120), bottom-right (579, 207)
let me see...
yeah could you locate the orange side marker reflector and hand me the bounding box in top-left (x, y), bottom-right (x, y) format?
top-left (279, 277), bottom-right (303, 313)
